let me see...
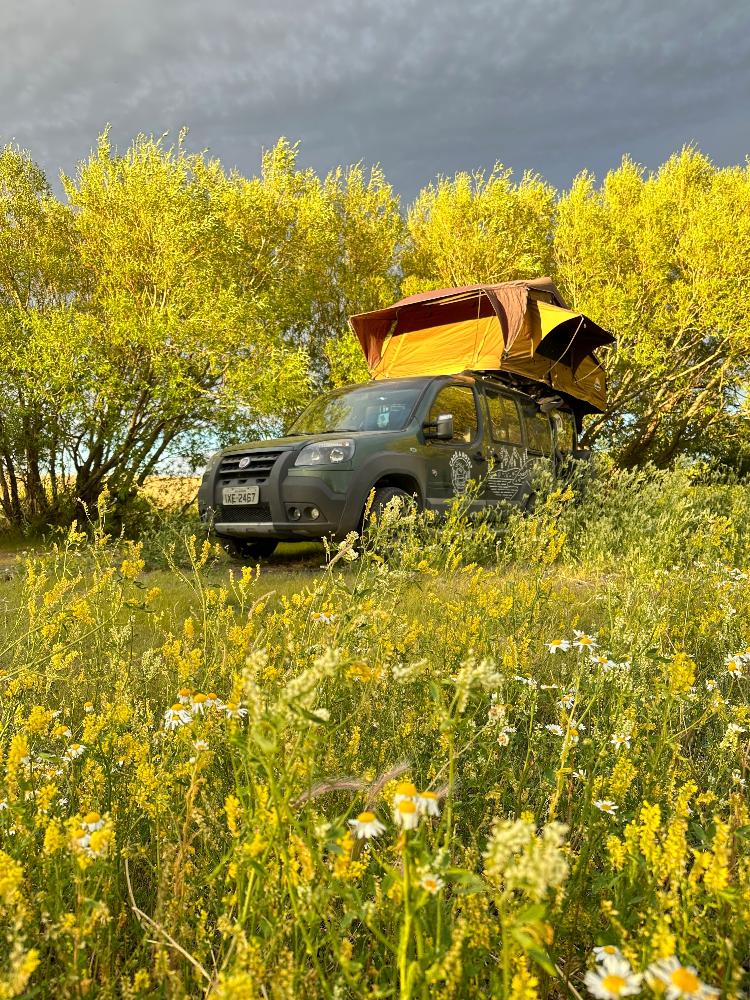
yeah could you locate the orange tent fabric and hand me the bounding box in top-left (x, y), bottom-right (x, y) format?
top-left (349, 279), bottom-right (614, 413)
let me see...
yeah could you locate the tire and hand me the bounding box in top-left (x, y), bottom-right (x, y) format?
top-left (220, 537), bottom-right (278, 562)
top-left (362, 486), bottom-right (412, 530)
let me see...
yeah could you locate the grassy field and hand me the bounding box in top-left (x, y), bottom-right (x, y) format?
top-left (1, 465), bottom-right (749, 999)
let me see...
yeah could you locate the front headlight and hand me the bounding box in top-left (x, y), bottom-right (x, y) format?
top-left (294, 439), bottom-right (355, 467)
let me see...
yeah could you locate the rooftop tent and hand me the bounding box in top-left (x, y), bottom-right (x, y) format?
top-left (349, 278), bottom-right (615, 414)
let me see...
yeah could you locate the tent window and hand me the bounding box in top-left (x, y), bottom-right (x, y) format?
top-left (525, 411), bottom-right (552, 455)
top-left (486, 392), bottom-right (523, 445)
top-left (428, 385), bottom-right (478, 444)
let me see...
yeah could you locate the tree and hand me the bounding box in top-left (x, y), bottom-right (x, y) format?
top-left (554, 149), bottom-right (750, 465)
top-left (402, 164), bottom-right (555, 294)
top-left (0, 134), bottom-right (310, 526)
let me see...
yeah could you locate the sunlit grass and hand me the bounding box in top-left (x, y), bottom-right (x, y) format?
top-left (0, 464), bottom-right (749, 998)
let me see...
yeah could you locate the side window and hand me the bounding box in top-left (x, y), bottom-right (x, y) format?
top-left (553, 412), bottom-right (576, 452)
top-left (525, 410), bottom-right (552, 455)
top-left (486, 392), bottom-right (523, 445)
top-left (428, 385), bottom-right (478, 444)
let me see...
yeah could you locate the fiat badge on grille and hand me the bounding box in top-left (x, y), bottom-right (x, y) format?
top-left (238, 457), bottom-right (250, 469)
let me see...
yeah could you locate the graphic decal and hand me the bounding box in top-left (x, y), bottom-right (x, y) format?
top-left (486, 448), bottom-right (535, 500)
top-left (449, 451), bottom-right (473, 494)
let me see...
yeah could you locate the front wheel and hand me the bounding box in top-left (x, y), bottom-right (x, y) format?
top-left (220, 537), bottom-right (278, 562)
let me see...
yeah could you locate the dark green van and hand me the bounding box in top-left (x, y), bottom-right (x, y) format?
top-left (197, 373), bottom-right (581, 560)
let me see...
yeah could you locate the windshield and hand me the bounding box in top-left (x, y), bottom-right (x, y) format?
top-left (288, 383), bottom-right (423, 435)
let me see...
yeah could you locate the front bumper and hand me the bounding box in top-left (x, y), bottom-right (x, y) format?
top-left (198, 451), bottom-right (359, 541)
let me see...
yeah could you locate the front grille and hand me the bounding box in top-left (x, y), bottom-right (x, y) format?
top-left (218, 449), bottom-right (284, 484)
top-left (215, 503), bottom-right (272, 524)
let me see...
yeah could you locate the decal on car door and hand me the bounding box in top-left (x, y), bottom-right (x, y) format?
top-left (486, 448), bottom-right (534, 500)
top-left (450, 451), bottom-right (473, 494)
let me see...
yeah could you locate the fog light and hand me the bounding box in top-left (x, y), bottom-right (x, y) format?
top-left (289, 506), bottom-right (301, 520)
top-left (309, 507), bottom-right (321, 520)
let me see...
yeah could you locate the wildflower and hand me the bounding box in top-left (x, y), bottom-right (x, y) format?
top-left (420, 872), bottom-right (444, 894)
top-left (64, 743), bottom-right (86, 761)
top-left (647, 957), bottom-right (719, 999)
top-left (585, 956), bottom-right (642, 998)
top-left (348, 811), bottom-right (385, 839)
top-left (568, 721), bottom-right (586, 744)
top-left (83, 701), bottom-right (94, 713)
top-left (591, 653), bottom-right (615, 669)
top-left (732, 770), bottom-right (747, 788)
top-left (547, 639), bottom-right (570, 654)
top-left (393, 781), bottom-right (418, 806)
top-left (177, 688), bottom-right (192, 704)
top-left (497, 726), bottom-right (516, 747)
top-left (546, 724), bottom-right (565, 736)
top-left (205, 692), bottom-right (223, 710)
top-left (594, 800), bottom-right (618, 816)
top-left (191, 693), bottom-right (208, 715)
top-left (514, 675), bottom-right (539, 688)
top-left (725, 655), bottom-right (743, 677)
top-left (52, 724), bottom-right (72, 739)
top-left (224, 701), bottom-right (248, 720)
top-left (611, 734), bottom-right (631, 751)
top-left (164, 704), bottom-right (192, 731)
top-left (193, 739), bottom-right (210, 753)
top-left (594, 946), bottom-right (623, 962)
top-left (573, 769), bottom-right (588, 781)
top-left (573, 630), bottom-right (597, 651)
top-left (312, 611), bottom-right (336, 624)
top-left (559, 691), bottom-right (576, 710)
top-left (416, 790), bottom-right (441, 817)
top-left (394, 798), bottom-right (420, 830)
top-left (81, 811), bottom-right (105, 832)
top-left (705, 679), bottom-right (717, 691)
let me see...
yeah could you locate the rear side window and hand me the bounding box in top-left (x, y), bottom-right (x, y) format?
top-left (428, 385), bottom-right (479, 444)
top-left (486, 392), bottom-right (523, 445)
top-left (554, 412), bottom-right (576, 452)
top-left (525, 410), bottom-right (552, 455)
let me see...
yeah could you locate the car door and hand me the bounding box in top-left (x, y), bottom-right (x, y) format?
top-left (523, 406), bottom-right (555, 487)
top-left (483, 387), bottom-right (533, 506)
top-left (423, 382), bottom-right (487, 511)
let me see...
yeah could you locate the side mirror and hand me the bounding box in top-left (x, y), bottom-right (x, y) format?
top-left (424, 413), bottom-right (454, 441)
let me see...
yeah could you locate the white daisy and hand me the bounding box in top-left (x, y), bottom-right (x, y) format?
top-left (647, 957), bottom-right (719, 999)
top-left (725, 655), bottom-right (743, 677)
top-left (348, 811), bottom-right (385, 839)
top-left (393, 781), bottom-right (418, 807)
top-left (416, 790), bottom-right (441, 817)
top-left (594, 946), bottom-right (623, 962)
top-left (594, 799), bottom-right (618, 816)
top-left (191, 693), bottom-right (209, 715)
top-left (547, 639), bottom-right (570, 654)
top-left (546, 724), bottom-right (565, 736)
top-left (177, 688), bottom-right (192, 704)
top-left (224, 702), bottom-right (248, 720)
top-left (611, 733), bottom-right (631, 751)
top-left (420, 872), bottom-right (444, 895)
top-left (64, 743), bottom-right (86, 761)
top-left (573, 630), bottom-right (598, 651)
top-left (164, 704), bottom-right (192, 731)
top-left (585, 956), bottom-right (642, 998)
top-left (81, 811), bottom-right (105, 832)
top-left (394, 798), bottom-right (420, 830)
top-left (497, 726), bottom-right (516, 747)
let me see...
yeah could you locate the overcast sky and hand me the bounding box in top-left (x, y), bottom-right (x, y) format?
top-left (2, 0), bottom-right (748, 201)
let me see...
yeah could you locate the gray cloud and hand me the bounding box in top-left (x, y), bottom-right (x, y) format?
top-left (1, 0), bottom-right (748, 200)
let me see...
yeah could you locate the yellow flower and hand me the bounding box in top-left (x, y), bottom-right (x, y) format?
top-left (0, 850), bottom-right (24, 909)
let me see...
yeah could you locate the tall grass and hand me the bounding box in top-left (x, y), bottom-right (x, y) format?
top-left (0, 465), bottom-right (749, 998)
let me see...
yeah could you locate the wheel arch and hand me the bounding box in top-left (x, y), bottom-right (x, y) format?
top-left (369, 471), bottom-right (422, 505)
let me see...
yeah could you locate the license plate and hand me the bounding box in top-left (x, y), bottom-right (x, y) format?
top-left (222, 486), bottom-right (259, 505)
